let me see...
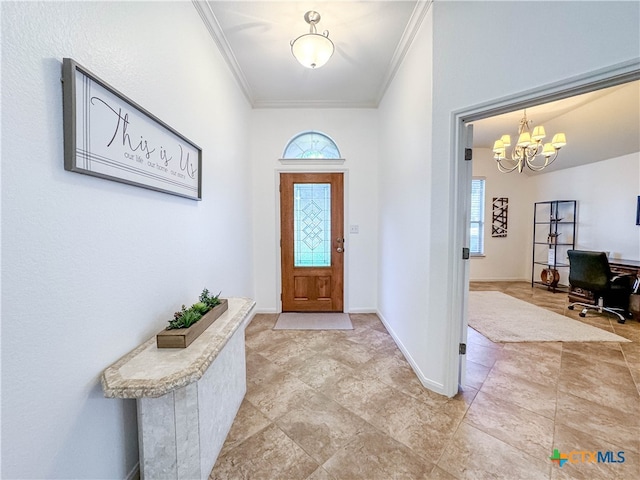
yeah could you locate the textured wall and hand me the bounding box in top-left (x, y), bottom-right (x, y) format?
top-left (1, 2), bottom-right (252, 478)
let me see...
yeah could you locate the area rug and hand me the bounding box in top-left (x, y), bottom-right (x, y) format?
top-left (468, 291), bottom-right (630, 343)
top-left (273, 312), bottom-right (353, 330)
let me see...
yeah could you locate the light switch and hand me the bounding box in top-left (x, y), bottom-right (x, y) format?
top-left (349, 225), bottom-right (359, 234)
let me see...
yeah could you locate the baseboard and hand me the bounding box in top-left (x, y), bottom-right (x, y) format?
top-left (470, 277), bottom-right (529, 283)
top-left (375, 309), bottom-right (446, 396)
top-left (125, 463), bottom-right (140, 480)
top-left (254, 308), bottom-right (279, 314)
top-left (254, 308), bottom-right (378, 314)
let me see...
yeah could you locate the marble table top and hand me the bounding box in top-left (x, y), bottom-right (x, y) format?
top-left (101, 297), bottom-right (255, 398)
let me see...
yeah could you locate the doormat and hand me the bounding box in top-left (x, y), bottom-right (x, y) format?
top-left (468, 291), bottom-right (630, 343)
top-left (273, 313), bottom-right (353, 330)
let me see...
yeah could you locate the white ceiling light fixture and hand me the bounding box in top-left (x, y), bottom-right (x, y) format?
top-left (290, 11), bottom-right (334, 69)
top-left (493, 110), bottom-right (567, 173)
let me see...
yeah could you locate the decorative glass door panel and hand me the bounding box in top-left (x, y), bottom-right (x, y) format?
top-left (294, 183), bottom-right (331, 267)
top-left (280, 173), bottom-right (344, 312)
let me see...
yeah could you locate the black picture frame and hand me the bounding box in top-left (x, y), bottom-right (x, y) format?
top-left (62, 58), bottom-right (202, 200)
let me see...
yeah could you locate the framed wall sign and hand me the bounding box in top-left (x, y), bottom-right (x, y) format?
top-left (62, 58), bottom-right (202, 200)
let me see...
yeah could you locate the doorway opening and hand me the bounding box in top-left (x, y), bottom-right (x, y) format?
top-left (449, 60), bottom-right (640, 395)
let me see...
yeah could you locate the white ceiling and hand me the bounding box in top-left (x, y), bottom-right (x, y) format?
top-left (196, 1), bottom-right (639, 172)
top-left (197, 0), bottom-right (427, 107)
top-left (471, 81), bottom-right (640, 174)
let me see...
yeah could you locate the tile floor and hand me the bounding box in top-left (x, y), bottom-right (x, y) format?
top-left (210, 282), bottom-right (640, 479)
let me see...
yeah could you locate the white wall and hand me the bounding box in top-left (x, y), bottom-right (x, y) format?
top-left (470, 148), bottom-right (532, 281)
top-left (471, 151), bottom-right (640, 284)
top-left (1, 2), bottom-right (253, 479)
top-left (250, 109), bottom-right (378, 313)
top-left (377, 8), bottom-right (435, 387)
top-left (530, 153), bottom-right (640, 260)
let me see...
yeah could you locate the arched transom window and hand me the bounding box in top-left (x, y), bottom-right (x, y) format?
top-left (282, 131), bottom-right (341, 159)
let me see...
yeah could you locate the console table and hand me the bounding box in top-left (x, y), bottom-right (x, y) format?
top-left (101, 297), bottom-right (255, 479)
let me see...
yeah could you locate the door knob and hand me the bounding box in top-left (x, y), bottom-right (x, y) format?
top-left (336, 247), bottom-right (344, 253)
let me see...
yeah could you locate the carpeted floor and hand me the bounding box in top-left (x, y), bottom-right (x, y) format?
top-left (469, 290), bottom-right (630, 343)
top-left (273, 312), bottom-right (354, 330)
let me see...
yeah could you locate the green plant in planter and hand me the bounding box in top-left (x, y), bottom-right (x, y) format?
top-left (166, 288), bottom-right (222, 330)
top-left (200, 288), bottom-right (222, 309)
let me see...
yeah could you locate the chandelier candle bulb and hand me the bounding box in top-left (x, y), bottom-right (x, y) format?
top-left (552, 133), bottom-right (567, 148)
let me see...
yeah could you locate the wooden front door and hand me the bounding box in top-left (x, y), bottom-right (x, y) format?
top-left (280, 173), bottom-right (344, 312)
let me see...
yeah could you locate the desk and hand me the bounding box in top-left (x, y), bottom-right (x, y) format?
top-left (568, 258), bottom-right (640, 319)
top-left (609, 258), bottom-right (640, 277)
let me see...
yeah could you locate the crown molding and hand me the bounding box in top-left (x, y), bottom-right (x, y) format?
top-left (252, 99), bottom-right (378, 109)
top-left (375, 0), bottom-right (433, 105)
top-left (192, 0), bottom-right (255, 105)
top-left (193, 0), bottom-right (433, 109)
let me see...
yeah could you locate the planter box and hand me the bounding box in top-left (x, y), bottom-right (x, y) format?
top-left (156, 299), bottom-right (229, 349)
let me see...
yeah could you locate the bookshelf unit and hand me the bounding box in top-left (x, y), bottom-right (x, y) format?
top-left (532, 200), bottom-right (577, 292)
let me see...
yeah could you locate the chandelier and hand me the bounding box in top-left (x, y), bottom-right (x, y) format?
top-left (493, 110), bottom-right (566, 173)
top-left (290, 11), bottom-right (334, 69)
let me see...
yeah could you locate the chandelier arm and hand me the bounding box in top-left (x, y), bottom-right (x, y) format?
top-left (525, 143), bottom-right (542, 160)
top-left (510, 146), bottom-right (524, 162)
top-left (525, 158), bottom-right (549, 171)
top-left (543, 150), bottom-right (560, 168)
top-left (525, 146), bottom-right (559, 171)
top-left (496, 158), bottom-right (521, 173)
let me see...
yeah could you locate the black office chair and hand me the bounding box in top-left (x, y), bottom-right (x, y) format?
top-left (567, 250), bottom-right (633, 324)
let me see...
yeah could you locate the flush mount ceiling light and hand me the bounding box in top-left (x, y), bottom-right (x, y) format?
top-left (290, 11), bottom-right (334, 69)
top-left (493, 110), bottom-right (567, 173)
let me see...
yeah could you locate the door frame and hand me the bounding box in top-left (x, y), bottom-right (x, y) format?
top-left (445, 59), bottom-right (640, 396)
top-left (274, 167), bottom-right (350, 313)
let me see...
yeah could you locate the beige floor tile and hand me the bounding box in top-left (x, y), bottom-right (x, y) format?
top-left (555, 391), bottom-right (640, 451)
top-left (491, 344), bottom-right (562, 386)
top-left (211, 424), bottom-right (318, 480)
top-left (275, 391), bottom-right (369, 464)
top-left (358, 352), bottom-right (438, 403)
top-left (322, 371), bottom-right (398, 423)
top-left (246, 372), bottom-right (315, 421)
top-left (465, 342), bottom-right (503, 369)
top-left (293, 352), bottom-right (357, 390)
top-left (464, 390), bottom-right (555, 458)
top-left (258, 336), bottom-right (320, 371)
top-left (437, 422), bottom-right (551, 480)
top-left (558, 351), bottom-right (638, 413)
top-left (561, 341), bottom-right (626, 367)
top-left (428, 465), bottom-right (460, 479)
top-left (620, 342), bottom-right (640, 366)
top-left (218, 399), bottom-right (272, 457)
top-left (322, 426), bottom-right (433, 480)
top-left (305, 466), bottom-right (336, 480)
top-left (311, 340), bottom-right (376, 370)
top-left (480, 367), bottom-right (558, 419)
top-left (245, 351), bottom-right (286, 388)
top-left (464, 359), bottom-right (491, 390)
